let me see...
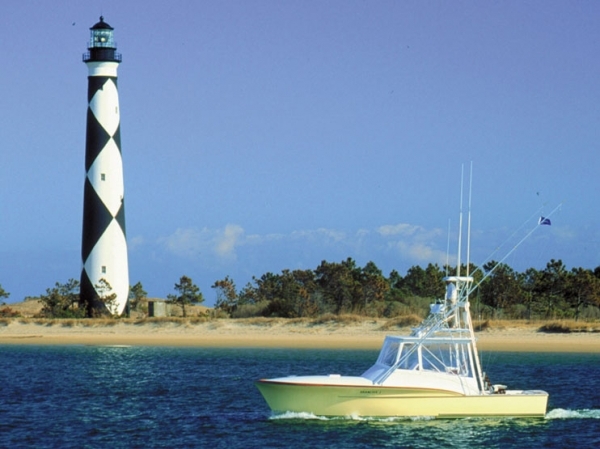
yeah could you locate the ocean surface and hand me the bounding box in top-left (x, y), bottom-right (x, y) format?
top-left (1, 345), bottom-right (598, 448)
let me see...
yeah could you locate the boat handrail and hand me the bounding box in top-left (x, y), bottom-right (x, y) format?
top-left (382, 336), bottom-right (473, 345)
top-left (442, 276), bottom-right (474, 283)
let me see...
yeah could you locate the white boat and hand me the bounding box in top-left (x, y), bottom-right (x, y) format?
top-left (256, 173), bottom-right (549, 418)
top-left (256, 274), bottom-right (548, 418)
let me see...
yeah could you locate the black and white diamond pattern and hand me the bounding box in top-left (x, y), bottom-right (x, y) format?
top-left (81, 74), bottom-right (129, 316)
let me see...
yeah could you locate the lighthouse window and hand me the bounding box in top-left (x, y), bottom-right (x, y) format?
top-left (102, 266), bottom-right (106, 274)
top-left (101, 173), bottom-right (106, 181)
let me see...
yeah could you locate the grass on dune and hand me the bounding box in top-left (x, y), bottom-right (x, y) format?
top-left (2, 314), bottom-right (600, 333)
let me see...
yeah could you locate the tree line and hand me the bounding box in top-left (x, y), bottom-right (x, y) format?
top-left (1, 257), bottom-right (599, 320)
top-left (211, 258), bottom-right (600, 321)
top-left (15, 277), bottom-right (204, 319)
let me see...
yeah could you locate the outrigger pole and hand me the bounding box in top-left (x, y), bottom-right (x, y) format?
top-left (466, 200), bottom-right (564, 298)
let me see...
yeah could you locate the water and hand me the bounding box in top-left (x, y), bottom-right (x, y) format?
top-left (1, 346), bottom-right (598, 448)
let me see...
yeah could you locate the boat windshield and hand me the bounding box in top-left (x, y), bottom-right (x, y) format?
top-left (378, 339), bottom-right (401, 366)
top-left (375, 337), bottom-right (474, 376)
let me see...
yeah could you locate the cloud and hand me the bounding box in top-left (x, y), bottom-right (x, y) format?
top-left (356, 228), bottom-right (370, 238)
top-left (128, 235), bottom-right (144, 250)
top-left (158, 221), bottom-right (449, 269)
top-left (214, 224), bottom-right (244, 260)
top-left (160, 224), bottom-right (246, 262)
top-left (290, 228), bottom-right (347, 242)
top-left (551, 225), bottom-right (576, 240)
top-left (378, 223), bottom-right (444, 244)
top-left (377, 223), bottom-right (422, 237)
top-left (391, 241), bottom-right (449, 265)
top-left (160, 227), bottom-right (212, 258)
top-left (245, 232), bottom-right (285, 245)
top-left (377, 223), bottom-right (448, 265)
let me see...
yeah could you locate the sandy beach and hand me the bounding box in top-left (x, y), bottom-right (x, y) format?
top-left (1, 318), bottom-right (599, 352)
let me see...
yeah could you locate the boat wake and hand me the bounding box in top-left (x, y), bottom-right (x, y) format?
top-left (269, 411), bottom-right (433, 422)
top-left (271, 409), bottom-right (600, 422)
top-left (546, 409), bottom-right (600, 420)
top-left (270, 411), bottom-right (329, 421)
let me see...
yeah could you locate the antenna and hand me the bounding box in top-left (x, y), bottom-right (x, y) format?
top-left (445, 219), bottom-right (451, 277)
top-left (456, 165), bottom-right (464, 277)
top-left (466, 162), bottom-right (473, 278)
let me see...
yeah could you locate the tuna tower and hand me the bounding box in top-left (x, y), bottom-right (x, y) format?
top-left (80, 17), bottom-right (129, 316)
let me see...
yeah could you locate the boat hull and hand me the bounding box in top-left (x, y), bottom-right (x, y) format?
top-left (255, 380), bottom-right (548, 418)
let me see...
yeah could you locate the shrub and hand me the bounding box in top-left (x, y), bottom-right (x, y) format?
top-left (231, 301), bottom-right (270, 318)
top-left (538, 322), bottom-right (572, 333)
top-left (208, 309), bottom-right (229, 319)
top-left (379, 314), bottom-right (423, 331)
top-left (383, 302), bottom-right (411, 318)
top-left (362, 301), bottom-right (386, 318)
top-left (37, 279), bottom-right (82, 318)
top-left (538, 320), bottom-right (599, 333)
top-left (581, 306), bottom-right (600, 320)
top-left (312, 313), bottom-right (364, 325)
top-left (262, 299), bottom-right (298, 318)
top-left (242, 317), bottom-right (279, 326)
top-left (0, 307), bottom-right (20, 318)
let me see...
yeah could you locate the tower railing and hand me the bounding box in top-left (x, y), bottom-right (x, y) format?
top-left (82, 50), bottom-right (122, 62)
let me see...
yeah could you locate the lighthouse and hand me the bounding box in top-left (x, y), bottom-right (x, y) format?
top-left (80, 17), bottom-right (129, 316)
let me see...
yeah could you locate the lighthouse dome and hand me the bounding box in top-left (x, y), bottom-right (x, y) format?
top-left (91, 16), bottom-right (114, 30)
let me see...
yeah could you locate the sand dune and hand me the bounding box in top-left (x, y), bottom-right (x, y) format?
top-left (1, 318), bottom-right (599, 352)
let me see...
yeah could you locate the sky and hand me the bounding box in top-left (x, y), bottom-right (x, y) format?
top-left (2, 1), bottom-right (599, 306)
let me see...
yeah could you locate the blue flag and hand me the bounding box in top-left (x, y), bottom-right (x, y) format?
top-left (539, 217), bottom-right (551, 226)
